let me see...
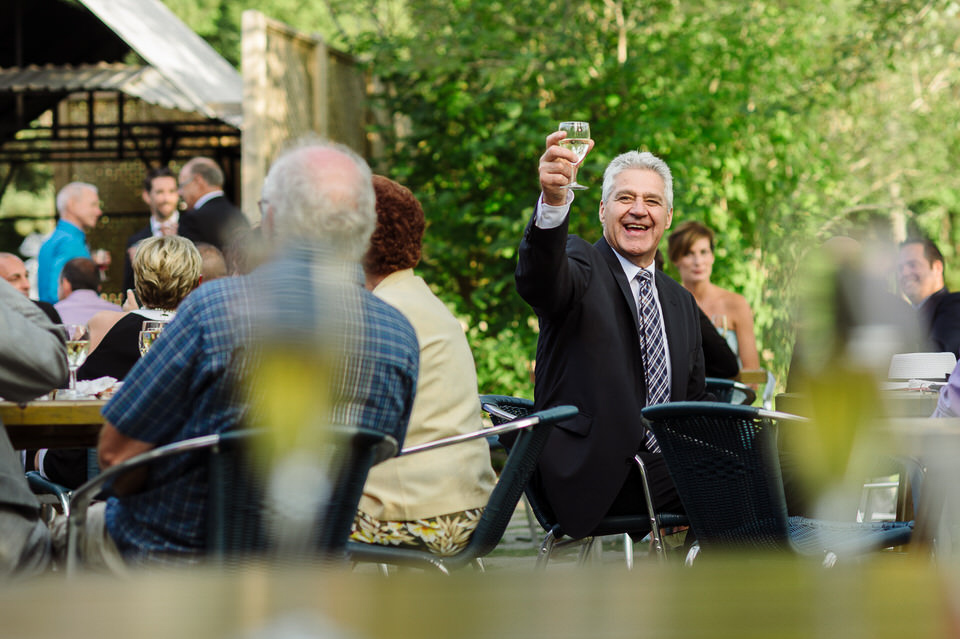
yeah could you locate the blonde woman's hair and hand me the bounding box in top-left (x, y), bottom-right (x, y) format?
top-left (133, 236), bottom-right (202, 310)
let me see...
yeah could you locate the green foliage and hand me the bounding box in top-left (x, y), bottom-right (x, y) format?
top-left (349, 0), bottom-right (931, 394)
top-left (161, 0), bottom-right (959, 398)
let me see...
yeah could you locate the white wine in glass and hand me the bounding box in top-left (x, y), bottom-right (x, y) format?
top-left (558, 121), bottom-right (592, 190)
top-left (138, 330), bottom-right (160, 356)
top-left (138, 320), bottom-right (167, 355)
top-left (59, 324), bottom-right (90, 398)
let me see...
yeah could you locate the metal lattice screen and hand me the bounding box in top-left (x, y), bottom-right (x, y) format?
top-left (241, 10), bottom-right (369, 227)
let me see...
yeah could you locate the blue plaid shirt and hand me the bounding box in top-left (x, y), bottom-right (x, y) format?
top-left (102, 252), bottom-right (419, 562)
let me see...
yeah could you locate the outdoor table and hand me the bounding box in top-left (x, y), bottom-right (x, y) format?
top-left (776, 390), bottom-right (939, 418)
top-left (0, 400), bottom-right (106, 450)
top-left (0, 558), bottom-right (951, 638)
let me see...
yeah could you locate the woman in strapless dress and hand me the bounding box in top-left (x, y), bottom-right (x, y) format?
top-left (668, 221), bottom-right (760, 371)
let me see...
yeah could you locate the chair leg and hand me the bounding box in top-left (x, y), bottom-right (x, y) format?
top-left (536, 530), bottom-right (557, 570)
top-left (634, 454), bottom-right (667, 562)
top-left (472, 558), bottom-right (485, 572)
top-left (576, 537), bottom-right (596, 565)
top-left (623, 533), bottom-right (634, 570)
top-left (521, 495), bottom-right (539, 548)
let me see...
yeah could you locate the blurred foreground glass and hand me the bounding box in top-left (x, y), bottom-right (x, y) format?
top-left (240, 247), bottom-right (359, 556)
top-left (785, 233), bottom-right (925, 519)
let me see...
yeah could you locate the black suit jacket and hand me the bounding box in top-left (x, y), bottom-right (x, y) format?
top-left (178, 195), bottom-right (249, 252)
top-left (921, 287), bottom-right (960, 357)
top-left (516, 214), bottom-right (708, 538)
top-left (122, 225), bottom-right (152, 292)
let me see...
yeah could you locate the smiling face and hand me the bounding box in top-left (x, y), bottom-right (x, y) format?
top-left (143, 175), bottom-right (180, 221)
top-left (675, 235), bottom-right (715, 286)
top-left (897, 242), bottom-right (943, 305)
top-left (598, 168), bottom-right (673, 268)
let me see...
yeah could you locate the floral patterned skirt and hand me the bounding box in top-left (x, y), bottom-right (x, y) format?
top-left (350, 507), bottom-right (484, 556)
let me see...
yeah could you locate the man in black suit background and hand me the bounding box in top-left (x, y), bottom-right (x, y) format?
top-left (897, 236), bottom-right (960, 356)
top-left (516, 130), bottom-right (709, 539)
top-left (177, 157), bottom-right (250, 254)
top-left (121, 166), bottom-right (181, 291)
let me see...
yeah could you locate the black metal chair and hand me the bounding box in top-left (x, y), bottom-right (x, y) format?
top-left (346, 404), bottom-right (578, 574)
top-left (641, 402), bottom-right (914, 565)
top-left (704, 377), bottom-right (757, 406)
top-left (480, 395), bottom-right (688, 569)
top-left (65, 427), bottom-right (396, 575)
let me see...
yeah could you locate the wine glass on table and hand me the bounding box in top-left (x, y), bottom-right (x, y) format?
top-left (138, 320), bottom-right (166, 356)
top-left (59, 324), bottom-right (90, 399)
top-left (558, 121), bottom-right (592, 190)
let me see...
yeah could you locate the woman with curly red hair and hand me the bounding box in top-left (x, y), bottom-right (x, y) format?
top-left (352, 175), bottom-right (496, 556)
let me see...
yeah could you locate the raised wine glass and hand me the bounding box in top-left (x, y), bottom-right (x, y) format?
top-left (60, 324), bottom-right (90, 399)
top-left (558, 121), bottom-right (592, 190)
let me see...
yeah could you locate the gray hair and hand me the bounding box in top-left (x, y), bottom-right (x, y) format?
top-left (182, 157), bottom-right (224, 188)
top-left (601, 151), bottom-right (674, 210)
top-left (56, 182), bottom-right (98, 214)
top-left (260, 139), bottom-right (375, 261)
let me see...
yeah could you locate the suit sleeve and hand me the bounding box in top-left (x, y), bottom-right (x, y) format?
top-left (683, 294), bottom-right (710, 402)
top-left (930, 294), bottom-right (960, 357)
top-left (515, 205), bottom-right (591, 317)
top-left (0, 279), bottom-right (68, 401)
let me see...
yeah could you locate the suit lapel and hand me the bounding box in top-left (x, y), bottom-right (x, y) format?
top-left (655, 270), bottom-right (687, 396)
top-left (595, 237), bottom-right (642, 335)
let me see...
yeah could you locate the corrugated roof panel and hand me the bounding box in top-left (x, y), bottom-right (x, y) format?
top-left (79, 0), bottom-right (242, 127)
top-left (0, 64), bottom-right (206, 115)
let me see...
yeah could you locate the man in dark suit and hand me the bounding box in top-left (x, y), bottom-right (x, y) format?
top-left (177, 157), bottom-right (250, 254)
top-left (897, 236), bottom-right (960, 356)
top-left (121, 166), bottom-right (181, 291)
top-left (515, 131), bottom-right (709, 539)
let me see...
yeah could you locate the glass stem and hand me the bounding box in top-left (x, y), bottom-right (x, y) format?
top-left (69, 367), bottom-right (77, 391)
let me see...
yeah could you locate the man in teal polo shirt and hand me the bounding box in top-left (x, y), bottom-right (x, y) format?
top-left (37, 182), bottom-right (106, 304)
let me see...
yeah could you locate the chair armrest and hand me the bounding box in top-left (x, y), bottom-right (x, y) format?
top-left (758, 408), bottom-right (810, 423)
top-left (66, 432), bottom-right (226, 575)
top-left (400, 405), bottom-right (577, 456)
top-left (26, 470), bottom-right (72, 516)
top-left (481, 403), bottom-right (520, 424)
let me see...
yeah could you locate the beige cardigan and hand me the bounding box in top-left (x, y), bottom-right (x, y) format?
top-left (359, 270), bottom-right (496, 520)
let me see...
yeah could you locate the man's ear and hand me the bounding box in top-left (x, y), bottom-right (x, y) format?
top-left (141, 190), bottom-right (151, 207)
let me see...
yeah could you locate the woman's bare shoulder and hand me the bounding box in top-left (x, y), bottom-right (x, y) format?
top-left (88, 310), bottom-right (129, 353)
top-left (89, 310), bottom-right (127, 330)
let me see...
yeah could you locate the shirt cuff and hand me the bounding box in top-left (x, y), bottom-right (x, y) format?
top-left (535, 191), bottom-right (574, 229)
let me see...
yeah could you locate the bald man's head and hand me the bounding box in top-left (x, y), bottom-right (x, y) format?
top-left (0, 253), bottom-right (30, 296)
top-left (259, 141), bottom-right (375, 261)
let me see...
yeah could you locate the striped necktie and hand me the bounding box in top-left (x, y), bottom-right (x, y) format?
top-left (637, 269), bottom-right (669, 452)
